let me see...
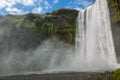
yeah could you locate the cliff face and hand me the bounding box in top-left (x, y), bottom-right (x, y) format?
top-left (0, 9), bottom-right (78, 51)
top-left (108, 0), bottom-right (120, 57)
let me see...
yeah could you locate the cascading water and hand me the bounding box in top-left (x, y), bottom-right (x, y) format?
top-left (74, 0), bottom-right (119, 71)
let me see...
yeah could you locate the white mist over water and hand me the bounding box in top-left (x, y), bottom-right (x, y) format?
top-left (74, 0), bottom-right (119, 71)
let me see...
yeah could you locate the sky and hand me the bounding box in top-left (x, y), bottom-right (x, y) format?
top-left (0, 0), bottom-right (95, 15)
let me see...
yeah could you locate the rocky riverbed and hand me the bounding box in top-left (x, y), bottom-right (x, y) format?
top-left (0, 72), bottom-right (113, 80)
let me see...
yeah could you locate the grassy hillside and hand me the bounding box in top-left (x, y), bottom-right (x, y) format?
top-left (0, 9), bottom-right (78, 52)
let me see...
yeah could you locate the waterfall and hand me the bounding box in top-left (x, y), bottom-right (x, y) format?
top-left (74, 0), bottom-right (119, 71)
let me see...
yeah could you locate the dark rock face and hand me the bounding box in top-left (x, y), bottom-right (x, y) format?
top-left (108, 0), bottom-right (120, 62)
top-left (111, 22), bottom-right (120, 57)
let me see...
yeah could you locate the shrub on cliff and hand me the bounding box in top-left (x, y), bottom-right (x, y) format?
top-left (109, 0), bottom-right (120, 23)
top-left (112, 69), bottom-right (120, 80)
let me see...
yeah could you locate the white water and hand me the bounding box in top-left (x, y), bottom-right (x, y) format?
top-left (73, 0), bottom-right (119, 71)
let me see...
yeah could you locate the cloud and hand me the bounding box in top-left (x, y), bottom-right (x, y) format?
top-left (74, 0), bottom-right (94, 8)
top-left (74, 8), bottom-right (83, 11)
top-left (0, 0), bottom-right (35, 9)
top-left (6, 7), bottom-right (21, 13)
top-left (44, 0), bottom-right (51, 9)
top-left (66, 0), bottom-right (94, 10)
top-left (5, 7), bottom-right (29, 15)
top-left (0, 0), bottom-right (36, 15)
top-left (15, 0), bottom-right (35, 6)
top-left (53, 0), bottom-right (59, 4)
top-left (0, 0), bottom-right (15, 9)
top-left (0, 0), bottom-right (95, 15)
top-left (32, 7), bottom-right (42, 13)
top-left (0, 0), bottom-right (53, 15)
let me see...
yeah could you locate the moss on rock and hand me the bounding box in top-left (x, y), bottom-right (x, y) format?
top-left (112, 69), bottom-right (120, 80)
top-left (109, 0), bottom-right (120, 23)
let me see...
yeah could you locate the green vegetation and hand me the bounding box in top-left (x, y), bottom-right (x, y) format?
top-left (112, 69), bottom-right (120, 80)
top-left (110, 0), bottom-right (120, 13)
top-left (109, 0), bottom-right (120, 23)
top-left (0, 8), bottom-right (78, 44)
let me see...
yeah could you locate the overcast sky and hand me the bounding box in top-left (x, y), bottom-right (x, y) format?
top-left (0, 0), bottom-right (95, 15)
